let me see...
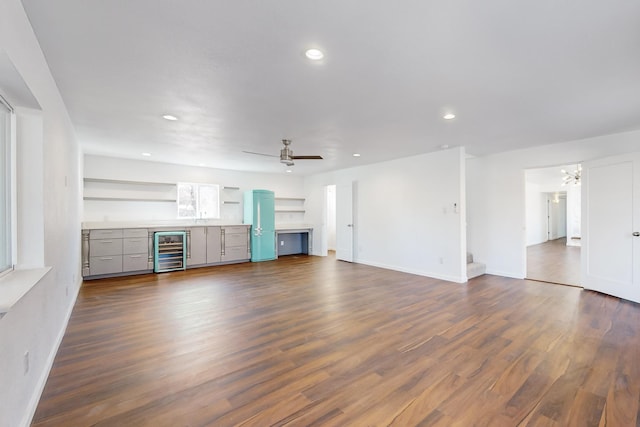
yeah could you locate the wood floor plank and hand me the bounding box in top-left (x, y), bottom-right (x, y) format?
top-left (31, 254), bottom-right (640, 426)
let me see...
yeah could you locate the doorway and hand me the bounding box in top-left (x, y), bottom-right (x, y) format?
top-left (326, 185), bottom-right (336, 253)
top-left (324, 182), bottom-right (354, 262)
top-left (525, 165), bottom-right (581, 286)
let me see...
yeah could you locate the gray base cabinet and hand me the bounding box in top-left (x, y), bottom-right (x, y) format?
top-left (83, 225), bottom-right (251, 279)
top-left (187, 227), bottom-right (207, 266)
top-left (123, 229), bottom-right (149, 272)
top-left (83, 228), bottom-right (150, 278)
top-left (221, 226), bottom-right (250, 262)
top-left (206, 227), bottom-right (222, 264)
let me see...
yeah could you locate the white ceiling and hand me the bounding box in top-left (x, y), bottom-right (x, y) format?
top-left (21, 0), bottom-right (640, 175)
top-left (526, 164), bottom-right (578, 192)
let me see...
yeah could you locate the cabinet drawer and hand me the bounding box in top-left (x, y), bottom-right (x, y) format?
top-left (222, 245), bottom-right (249, 261)
top-left (91, 238), bottom-right (123, 256)
top-left (89, 256), bottom-right (123, 275)
top-left (123, 238), bottom-right (148, 254)
top-left (90, 229), bottom-right (123, 239)
top-left (223, 226), bottom-right (248, 234)
top-left (123, 254), bottom-right (148, 272)
top-left (225, 232), bottom-right (247, 248)
top-left (123, 228), bottom-right (148, 238)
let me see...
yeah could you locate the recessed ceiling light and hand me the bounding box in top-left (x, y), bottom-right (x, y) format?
top-left (305, 48), bottom-right (324, 60)
top-left (443, 113), bottom-right (456, 120)
top-left (141, 152), bottom-right (152, 157)
top-left (353, 153), bottom-right (361, 157)
top-left (198, 163), bottom-right (205, 167)
top-left (162, 114), bottom-right (178, 121)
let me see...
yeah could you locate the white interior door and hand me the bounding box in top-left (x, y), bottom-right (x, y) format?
top-left (336, 182), bottom-right (353, 262)
top-left (582, 152), bottom-right (640, 303)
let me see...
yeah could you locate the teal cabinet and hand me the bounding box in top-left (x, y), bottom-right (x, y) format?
top-left (244, 190), bottom-right (276, 262)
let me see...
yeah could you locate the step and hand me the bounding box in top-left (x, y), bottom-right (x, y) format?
top-left (467, 262), bottom-right (486, 280)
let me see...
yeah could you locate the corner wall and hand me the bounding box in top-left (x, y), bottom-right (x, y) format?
top-left (467, 129), bottom-right (640, 279)
top-left (0, 1), bottom-right (82, 426)
top-left (304, 147), bottom-right (467, 283)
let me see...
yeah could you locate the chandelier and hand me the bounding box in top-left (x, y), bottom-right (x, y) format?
top-left (561, 164), bottom-right (581, 186)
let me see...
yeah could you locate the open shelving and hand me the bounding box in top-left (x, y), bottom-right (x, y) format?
top-left (221, 185), bottom-right (241, 206)
top-left (83, 177), bottom-right (177, 203)
top-left (274, 196), bottom-right (306, 215)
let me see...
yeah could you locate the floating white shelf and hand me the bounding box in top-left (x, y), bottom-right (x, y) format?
top-left (275, 197), bottom-right (305, 202)
top-left (275, 209), bottom-right (306, 213)
top-left (84, 196), bottom-right (176, 202)
top-left (84, 178), bottom-right (175, 186)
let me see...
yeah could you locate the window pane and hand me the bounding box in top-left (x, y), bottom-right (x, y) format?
top-left (0, 101), bottom-right (11, 272)
top-left (176, 183), bottom-right (220, 219)
top-left (177, 183), bottom-right (196, 218)
top-left (198, 184), bottom-right (219, 219)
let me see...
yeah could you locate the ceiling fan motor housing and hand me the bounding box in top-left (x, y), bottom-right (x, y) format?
top-left (280, 142), bottom-right (294, 165)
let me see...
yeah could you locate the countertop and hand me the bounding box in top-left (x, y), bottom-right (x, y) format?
top-left (82, 221), bottom-right (313, 231)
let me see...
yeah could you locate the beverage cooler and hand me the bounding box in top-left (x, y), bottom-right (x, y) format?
top-left (244, 190), bottom-right (276, 262)
top-left (154, 231), bottom-right (187, 272)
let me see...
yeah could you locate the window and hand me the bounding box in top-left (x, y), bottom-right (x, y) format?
top-left (177, 182), bottom-right (220, 219)
top-left (0, 95), bottom-right (13, 274)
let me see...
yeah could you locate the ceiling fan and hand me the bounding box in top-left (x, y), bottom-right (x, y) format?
top-left (243, 139), bottom-right (323, 166)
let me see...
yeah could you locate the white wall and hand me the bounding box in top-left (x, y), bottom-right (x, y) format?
top-left (0, 1), bottom-right (82, 426)
top-left (467, 129), bottom-right (640, 279)
top-left (566, 184), bottom-right (581, 246)
top-left (83, 155), bottom-right (304, 225)
top-left (326, 185), bottom-right (336, 250)
top-left (548, 195), bottom-right (567, 240)
top-left (525, 182), bottom-right (547, 246)
top-left (304, 147), bottom-right (466, 283)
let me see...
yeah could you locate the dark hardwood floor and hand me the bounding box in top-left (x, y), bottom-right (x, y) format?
top-left (32, 254), bottom-right (639, 426)
top-left (527, 238), bottom-right (581, 287)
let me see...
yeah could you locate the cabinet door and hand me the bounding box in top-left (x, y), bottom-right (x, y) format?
top-left (187, 227), bottom-right (207, 266)
top-left (206, 227), bottom-right (221, 264)
top-left (225, 231), bottom-right (246, 247)
top-left (89, 256), bottom-right (123, 276)
top-left (91, 238), bottom-right (123, 257)
top-left (123, 254), bottom-right (148, 272)
top-left (123, 237), bottom-right (148, 254)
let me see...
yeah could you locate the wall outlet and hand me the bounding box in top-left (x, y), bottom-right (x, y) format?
top-left (280, 241), bottom-right (284, 246)
top-left (65, 285), bottom-right (69, 297)
top-left (24, 351), bottom-right (29, 375)
top-left (439, 257), bottom-right (444, 264)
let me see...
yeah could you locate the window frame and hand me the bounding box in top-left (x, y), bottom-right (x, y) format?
top-left (176, 182), bottom-right (220, 220)
top-left (0, 94), bottom-right (16, 277)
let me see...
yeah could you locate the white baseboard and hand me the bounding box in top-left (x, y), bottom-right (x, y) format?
top-left (20, 278), bottom-right (80, 427)
top-left (355, 258), bottom-right (467, 284)
top-left (485, 268), bottom-right (525, 279)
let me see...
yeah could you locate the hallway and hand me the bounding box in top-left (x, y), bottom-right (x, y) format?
top-left (527, 238), bottom-right (581, 286)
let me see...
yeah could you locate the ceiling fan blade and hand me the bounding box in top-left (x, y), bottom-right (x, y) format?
top-left (291, 155), bottom-right (323, 160)
top-left (242, 150), bottom-right (279, 158)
